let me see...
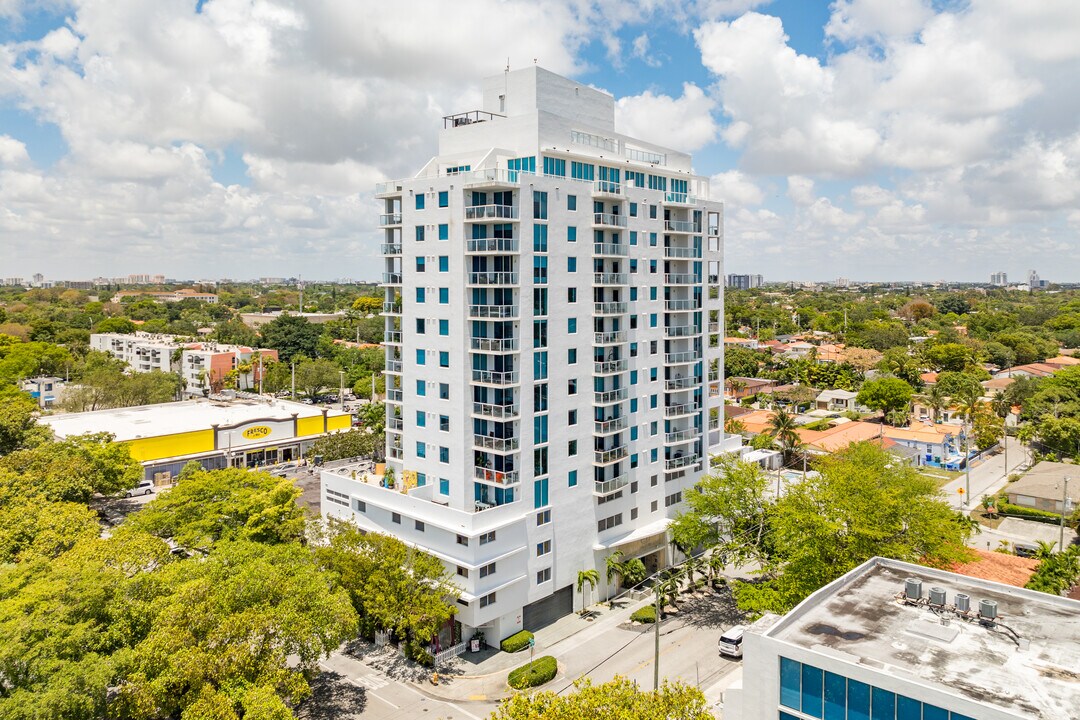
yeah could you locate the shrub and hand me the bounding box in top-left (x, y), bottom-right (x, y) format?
top-left (404, 639), bottom-right (433, 667)
top-left (996, 501), bottom-right (1061, 524)
top-left (500, 630), bottom-right (534, 653)
top-left (1026, 547), bottom-right (1080, 596)
top-left (630, 605), bottom-right (657, 624)
top-left (508, 656), bottom-right (557, 689)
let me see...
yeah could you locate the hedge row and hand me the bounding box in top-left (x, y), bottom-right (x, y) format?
top-left (508, 655), bottom-right (557, 689)
top-left (630, 605), bottom-right (657, 623)
top-left (997, 502), bottom-right (1062, 524)
top-left (500, 630), bottom-right (534, 653)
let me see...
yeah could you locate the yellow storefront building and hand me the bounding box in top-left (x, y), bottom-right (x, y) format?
top-left (42, 396), bottom-right (352, 484)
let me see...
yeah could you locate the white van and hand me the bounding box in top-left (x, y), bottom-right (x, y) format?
top-left (125, 480), bottom-right (155, 497)
top-left (718, 625), bottom-right (746, 658)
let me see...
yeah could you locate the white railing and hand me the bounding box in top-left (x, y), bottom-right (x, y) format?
top-left (593, 180), bottom-right (623, 195)
top-left (375, 181), bottom-right (403, 196)
top-left (593, 243), bottom-right (628, 257)
top-left (595, 446), bottom-right (628, 464)
top-left (593, 213), bottom-right (628, 227)
top-left (665, 325), bottom-right (699, 338)
top-left (594, 272), bottom-right (629, 285)
top-left (467, 238), bottom-right (519, 253)
top-left (594, 387), bottom-right (628, 404)
top-left (474, 467), bottom-right (520, 485)
top-left (473, 402), bottom-right (519, 419)
top-left (385, 360), bottom-right (402, 373)
top-left (664, 220), bottom-right (700, 233)
top-left (595, 416), bottom-right (627, 434)
top-left (469, 304), bottom-right (518, 319)
top-left (665, 376), bottom-right (698, 390)
top-left (594, 331), bottom-right (627, 344)
top-left (384, 331), bottom-right (402, 344)
top-left (665, 429), bottom-right (697, 444)
top-left (471, 337), bottom-right (519, 353)
top-left (595, 474), bottom-right (629, 495)
top-left (664, 246), bottom-right (701, 259)
top-left (665, 299), bottom-right (699, 311)
top-left (465, 204), bottom-right (519, 220)
top-left (434, 641), bottom-right (468, 666)
top-left (665, 454), bottom-right (700, 470)
top-left (665, 351), bottom-right (696, 364)
top-left (468, 271), bottom-right (518, 285)
top-left (665, 273), bottom-right (700, 285)
top-left (595, 301), bottom-right (628, 314)
top-left (472, 369), bottom-right (519, 385)
top-left (594, 359), bottom-right (627, 374)
top-left (386, 389), bottom-right (403, 402)
top-left (381, 243), bottom-right (402, 255)
top-left (474, 435), bottom-right (520, 452)
top-left (382, 302), bottom-right (401, 314)
top-left (664, 192), bottom-right (696, 205)
top-left (664, 403), bottom-right (699, 417)
top-left (382, 272), bottom-right (402, 284)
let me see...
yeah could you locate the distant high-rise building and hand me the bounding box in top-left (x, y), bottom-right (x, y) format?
top-left (32, 273), bottom-right (44, 285)
top-left (1027, 270), bottom-right (1048, 290)
top-left (322, 66), bottom-right (725, 645)
top-left (727, 274), bottom-right (763, 290)
top-left (990, 271), bottom-right (1007, 286)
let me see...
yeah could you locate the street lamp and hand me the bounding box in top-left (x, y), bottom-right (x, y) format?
top-left (339, 370), bottom-right (346, 411)
top-left (1060, 477), bottom-right (1071, 552)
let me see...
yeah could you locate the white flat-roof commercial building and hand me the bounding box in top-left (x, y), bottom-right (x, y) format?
top-left (323, 66), bottom-right (725, 644)
top-left (726, 557), bottom-right (1080, 720)
top-left (43, 396), bottom-right (350, 483)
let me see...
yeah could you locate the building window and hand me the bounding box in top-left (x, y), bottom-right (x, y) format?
top-left (439, 415), bottom-right (449, 432)
top-left (438, 256), bottom-right (448, 272)
top-left (568, 287), bottom-right (576, 303)
top-left (479, 592), bottom-right (496, 608)
top-left (438, 224), bottom-right (449, 240)
top-left (533, 190), bottom-right (548, 219)
top-left (438, 190), bottom-right (448, 207)
top-left (456, 534), bottom-right (468, 546)
top-left (567, 194), bottom-right (577, 211)
top-left (353, 498), bottom-right (366, 512)
top-left (416, 194), bottom-right (425, 210)
top-left (416, 442), bottom-right (426, 458)
top-left (631, 481), bottom-right (638, 494)
top-left (440, 477), bottom-right (450, 495)
top-left (631, 508), bottom-right (638, 520)
top-left (567, 226), bottom-right (577, 242)
top-left (536, 568), bottom-right (552, 584)
top-left (457, 566), bottom-right (469, 578)
top-left (665, 491), bottom-right (683, 507)
top-left (416, 410), bottom-right (426, 427)
top-left (415, 519), bottom-right (425, 532)
top-left (439, 287), bottom-right (449, 303)
top-left (536, 540), bottom-right (551, 556)
top-left (415, 226), bottom-right (425, 241)
top-left (480, 562), bottom-right (496, 578)
top-left (568, 470), bottom-right (577, 487)
top-left (649, 204), bottom-right (657, 219)
top-left (597, 514), bottom-right (622, 532)
top-left (416, 472), bottom-right (426, 487)
top-left (416, 318), bottom-right (426, 334)
top-left (416, 348), bottom-right (426, 365)
top-left (568, 409), bottom-right (577, 425)
top-left (416, 257), bottom-right (426, 272)
top-left (568, 440), bottom-right (577, 456)
top-left (651, 474), bottom-right (658, 486)
top-left (391, 512), bottom-right (401, 524)
top-left (534, 478), bottom-right (549, 508)
top-left (651, 500), bottom-right (658, 512)
top-left (479, 531), bottom-right (496, 545)
top-left (439, 351), bottom-right (449, 367)
top-left (416, 380), bottom-right (426, 396)
top-left (567, 257), bottom-right (577, 272)
top-left (567, 379), bottom-right (577, 395)
top-left (568, 318), bottom-right (577, 334)
top-left (537, 509), bottom-right (551, 525)
top-left (439, 446), bottom-right (449, 463)
top-left (533, 224), bottom-right (548, 252)
top-left (629, 202), bottom-right (637, 217)
top-left (416, 287), bottom-right (425, 303)
top-left (439, 383), bottom-right (449, 399)
top-left (439, 319), bottom-right (449, 335)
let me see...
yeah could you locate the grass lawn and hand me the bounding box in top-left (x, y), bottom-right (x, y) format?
top-left (918, 468), bottom-right (965, 488)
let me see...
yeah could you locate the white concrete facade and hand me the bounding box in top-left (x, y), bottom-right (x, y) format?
top-left (324, 67), bottom-right (725, 643)
top-left (91, 332), bottom-right (178, 374)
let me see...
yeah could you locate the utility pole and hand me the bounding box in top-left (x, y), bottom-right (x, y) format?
top-left (1061, 477), bottom-right (1070, 552)
top-left (258, 352), bottom-right (263, 396)
top-left (339, 370), bottom-right (346, 411)
top-left (653, 580), bottom-right (661, 692)
top-left (290, 361), bottom-right (296, 400)
top-left (964, 421), bottom-right (971, 506)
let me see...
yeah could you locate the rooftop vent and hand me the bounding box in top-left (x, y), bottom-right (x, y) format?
top-left (929, 587), bottom-right (947, 606)
top-left (955, 593), bottom-right (970, 613)
top-left (904, 578), bottom-right (922, 601)
top-left (979, 599), bottom-right (998, 623)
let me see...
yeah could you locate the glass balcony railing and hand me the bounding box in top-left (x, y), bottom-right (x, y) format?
top-left (471, 369), bottom-right (519, 386)
top-left (468, 271), bottom-right (518, 286)
top-left (473, 435), bottom-right (520, 453)
top-left (593, 272), bottom-right (629, 286)
top-left (593, 213), bottom-right (628, 228)
top-left (665, 429), bottom-right (697, 444)
top-left (385, 360), bottom-right (402, 373)
top-left (594, 359), bottom-right (627, 374)
top-left (665, 454), bottom-right (700, 470)
top-left (386, 389), bottom-right (403, 403)
top-left (470, 337), bottom-right (519, 353)
top-left (594, 301), bottom-right (628, 315)
top-left (473, 402), bottom-right (520, 419)
top-left (664, 403), bottom-right (700, 418)
top-left (664, 220), bottom-right (700, 233)
top-left (466, 238), bottom-right (519, 253)
top-left (665, 351), bottom-right (697, 364)
top-left (593, 243), bottom-right (629, 257)
top-left (665, 298), bottom-right (700, 311)
top-left (468, 304), bottom-right (518, 319)
top-left (594, 474), bottom-right (629, 495)
top-left (381, 272), bottom-right (402, 285)
top-left (383, 331), bottom-right (402, 344)
top-left (594, 416), bottom-right (627, 435)
top-left (465, 204), bottom-right (519, 221)
top-left (379, 213), bottom-right (402, 226)
top-left (663, 246), bottom-right (701, 259)
top-left (593, 331), bottom-right (627, 345)
top-left (474, 466), bottom-right (520, 486)
top-left (380, 243), bottom-right (402, 255)
top-left (593, 180), bottom-right (623, 195)
top-left (594, 446), bottom-right (629, 464)
top-left (664, 273), bottom-right (700, 285)
top-left (594, 387), bottom-right (628, 404)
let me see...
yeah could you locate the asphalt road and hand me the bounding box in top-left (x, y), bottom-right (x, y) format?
top-left (941, 436), bottom-right (1028, 510)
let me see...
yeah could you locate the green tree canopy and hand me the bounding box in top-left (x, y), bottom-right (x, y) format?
top-left (856, 376), bottom-right (914, 418)
top-left (294, 357), bottom-right (342, 399)
top-left (0, 387), bottom-right (50, 455)
top-left (309, 428), bottom-right (381, 462)
top-left (93, 316), bottom-right (137, 334)
top-left (492, 676), bottom-right (712, 720)
top-left (259, 314), bottom-right (321, 361)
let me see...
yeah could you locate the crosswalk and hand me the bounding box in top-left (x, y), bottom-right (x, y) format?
top-left (348, 672), bottom-right (391, 691)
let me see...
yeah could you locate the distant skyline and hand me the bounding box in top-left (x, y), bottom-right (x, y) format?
top-left (2, 1), bottom-right (1079, 281)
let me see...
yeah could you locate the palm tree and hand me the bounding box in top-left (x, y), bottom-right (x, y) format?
top-left (683, 554), bottom-right (705, 591)
top-left (707, 552), bottom-right (727, 591)
top-left (991, 390), bottom-right (1010, 420)
top-left (919, 384), bottom-right (949, 424)
top-left (953, 511), bottom-right (981, 535)
top-left (727, 378), bottom-right (747, 398)
top-left (1034, 540), bottom-right (1057, 560)
top-left (656, 571), bottom-right (682, 614)
top-left (576, 569), bottom-right (599, 615)
top-left (605, 550), bottom-right (625, 593)
top-left (724, 417), bottom-right (747, 435)
top-left (767, 407), bottom-right (801, 463)
top-left (621, 557), bottom-right (647, 588)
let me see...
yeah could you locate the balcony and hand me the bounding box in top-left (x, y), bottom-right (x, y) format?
top-left (594, 387), bottom-right (628, 405)
top-left (468, 304), bottom-right (518, 319)
top-left (386, 389), bottom-right (403, 403)
top-left (595, 445), bottom-right (629, 464)
top-left (465, 204), bottom-right (519, 221)
top-left (665, 298), bottom-right (700, 311)
top-left (665, 376), bottom-right (699, 391)
top-left (593, 243), bottom-right (629, 257)
top-left (385, 360), bottom-right (403, 374)
top-left (381, 272), bottom-right (402, 285)
top-left (664, 273), bottom-right (700, 285)
top-left (594, 359), bottom-right (627, 375)
top-left (474, 466), bottom-right (520, 486)
top-left (664, 402), bottom-right (700, 418)
top-left (466, 238), bottom-right (519, 253)
top-left (375, 180), bottom-right (403, 197)
top-left (379, 213), bottom-right (402, 227)
top-left (383, 331), bottom-right (402, 345)
top-left (594, 416), bottom-right (627, 435)
top-left (664, 192), bottom-right (696, 205)
top-left (387, 416), bottom-right (403, 431)
top-left (473, 402), bottom-right (520, 420)
top-left (468, 271), bottom-right (518, 286)
top-left (472, 369), bottom-right (519, 386)
top-left (593, 272), bottom-right (629, 286)
top-left (382, 302), bottom-right (401, 315)
top-left (665, 351), bottom-right (697, 364)
top-left (470, 337), bottom-right (519, 353)
top-left (593, 213), bottom-right (628, 228)
top-left (593, 331), bottom-right (627, 345)
top-left (665, 454), bottom-right (700, 470)
top-left (665, 429), bottom-right (698, 445)
top-left (462, 168), bottom-right (521, 188)
top-left (592, 180), bottom-right (623, 196)
top-left (664, 246), bottom-right (701, 259)
top-left (594, 301), bottom-right (628, 315)
top-left (381, 243), bottom-right (402, 255)
top-left (388, 446), bottom-right (403, 460)
top-left (664, 220), bottom-right (700, 234)
top-left (474, 434), bottom-right (520, 453)
top-left (595, 474), bottom-right (629, 496)
top-left (665, 325), bottom-right (700, 338)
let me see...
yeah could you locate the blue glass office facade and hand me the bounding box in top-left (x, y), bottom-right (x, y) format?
top-left (779, 658), bottom-right (977, 720)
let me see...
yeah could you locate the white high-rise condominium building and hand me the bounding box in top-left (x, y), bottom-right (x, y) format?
top-left (322, 67), bottom-right (724, 644)
top-left (727, 273), bottom-right (763, 290)
top-left (990, 271), bottom-right (1007, 286)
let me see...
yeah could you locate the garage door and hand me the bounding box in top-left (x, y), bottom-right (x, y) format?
top-left (523, 585), bottom-right (573, 631)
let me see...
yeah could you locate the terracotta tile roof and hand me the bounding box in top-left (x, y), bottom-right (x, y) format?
top-left (946, 548), bottom-right (1038, 588)
top-left (920, 372), bottom-right (938, 384)
top-left (799, 421), bottom-right (885, 452)
top-left (1045, 355), bottom-right (1080, 367)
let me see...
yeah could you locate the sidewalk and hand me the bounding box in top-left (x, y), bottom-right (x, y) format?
top-left (372, 594), bottom-right (656, 703)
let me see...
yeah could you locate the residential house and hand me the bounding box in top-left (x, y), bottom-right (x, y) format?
top-left (881, 423), bottom-right (965, 468)
top-left (724, 336), bottom-right (760, 350)
top-left (996, 362), bottom-right (1062, 379)
top-left (726, 377), bottom-right (777, 401)
top-left (814, 389), bottom-right (867, 414)
top-left (1005, 461), bottom-right (1080, 515)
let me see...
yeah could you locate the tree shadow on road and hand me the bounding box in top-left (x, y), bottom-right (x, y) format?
top-left (297, 670), bottom-right (367, 720)
top-left (665, 585), bottom-right (744, 629)
top-left (343, 639), bottom-right (465, 683)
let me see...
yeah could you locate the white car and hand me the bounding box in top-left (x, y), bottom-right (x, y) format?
top-left (718, 625), bottom-right (746, 659)
top-left (125, 480), bottom-right (155, 497)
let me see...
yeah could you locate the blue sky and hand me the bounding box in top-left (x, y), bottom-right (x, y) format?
top-left (1, 1), bottom-right (1078, 282)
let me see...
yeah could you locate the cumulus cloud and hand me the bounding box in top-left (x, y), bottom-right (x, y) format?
top-left (615, 83), bottom-right (718, 152)
top-left (709, 170), bottom-right (764, 207)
